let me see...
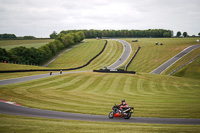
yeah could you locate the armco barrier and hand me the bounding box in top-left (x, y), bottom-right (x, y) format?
top-left (0, 40), bottom-right (108, 73)
top-left (125, 46), bottom-right (141, 71)
top-left (93, 69), bottom-right (136, 74)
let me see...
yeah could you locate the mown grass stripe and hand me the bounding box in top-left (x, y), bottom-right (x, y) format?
top-left (86, 40), bottom-right (122, 69)
top-left (1, 72), bottom-right (200, 118)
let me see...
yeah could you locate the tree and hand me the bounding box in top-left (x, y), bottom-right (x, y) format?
top-left (60, 34), bottom-right (74, 47)
top-left (0, 48), bottom-right (10, 61)
top-left (54, 40), bottom-right (64, 50)
top-left (74, 33), bottom-right (81, 43)
top-left (198, 32), bottom-right (200, 36)
top-left (77, 31), bottom-right (85, 40)
top-left (50, 31), bottom-right (58, 39)
top-left (65, 33), bottom-right (75, 45)
top-left (28, 47), bottom-right (42, 64)
top-left (47, 42), bottom-right (58, 55)
top-left (163, 32), bottom-right (171, 37)
top-left (176, 31), bottom-right (181, 37)
top-left (183, 32), bottom-right (188, 37)
top-left (38, 45), bottom-right (52, 60)
top-left (9, 46), bottom-right (30, 63)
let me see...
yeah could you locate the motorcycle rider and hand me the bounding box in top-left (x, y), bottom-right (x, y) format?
top-left (118, 99), bottom-right (129, 115)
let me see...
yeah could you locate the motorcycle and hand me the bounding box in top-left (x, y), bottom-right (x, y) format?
top-left (108, 104), bottom-right (134, 119)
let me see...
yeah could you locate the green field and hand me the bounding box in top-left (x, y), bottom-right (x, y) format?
top-left (0, 114), bottom-right (199, 133)
top-left (47, 39), bottom-right (123, 70)
top-left (0, 39), bottom-right (54, 50)
top-left (125, 38), bottom-right (200, 73)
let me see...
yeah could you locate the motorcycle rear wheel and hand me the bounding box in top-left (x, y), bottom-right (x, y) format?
top-left (108, 111), bottom-right (114, 119)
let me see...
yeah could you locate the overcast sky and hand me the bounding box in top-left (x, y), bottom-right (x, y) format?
top-left (0, 0), bottom-right (199, 37)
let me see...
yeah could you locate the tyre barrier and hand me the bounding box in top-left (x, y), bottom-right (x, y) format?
top-left (0, 40), bottom-right (108, 73)
top-left (125, 46), bottom-right (141, 71)
top-left (93, 69), bottom-right (136, 74)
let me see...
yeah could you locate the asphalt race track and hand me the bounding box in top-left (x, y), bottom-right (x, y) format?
top-left (151, 44), bottom-right (200, 74)
top-left (0, 102), bottom-right (200, 125)
top-left (107, 39), bottom-right (132, 70)
top-left (0, 71), bottom-right (91, 86)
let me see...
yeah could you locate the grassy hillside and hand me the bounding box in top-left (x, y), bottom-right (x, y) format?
top-left (0, 72), bottom-right (199, 119)
top-left (162, 47), bottom-right (200, 76)
top-left (47, 39), bottom-right (106, 68)
top-left (125, 38), bottom-right (200, 73)
top-left (0, 114), bottom-right (199, 133)
top-left (0, 39), bottom-right (54, 50)
top-left (82, 39), bottom-right (123, 70)
top-left (173, 55), bottom-right (200, 80)
top-left (47, 39), bottom-right (123, 70)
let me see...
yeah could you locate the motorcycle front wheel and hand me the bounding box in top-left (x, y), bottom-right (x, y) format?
top-left (108, 111), bottom-right (114, 119)
top-left (123, 113), bottom-right (131, 119)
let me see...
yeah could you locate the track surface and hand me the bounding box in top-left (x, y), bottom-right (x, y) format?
top-left (107, 40), bottom-right (132, 70)
top-left (151, 44), bottom-right (200, 74)
top-left (0, 71), bottom-right (91, 86)
top-left (0, 102), bottom-right (200, 125)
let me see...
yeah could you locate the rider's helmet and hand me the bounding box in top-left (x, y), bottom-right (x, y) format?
top-left (122, 99), bottom-right (126, 105)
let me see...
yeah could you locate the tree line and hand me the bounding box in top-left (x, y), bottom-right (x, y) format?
top-left (59, 29), bottom-right (173, 38)
top-left (0, 34), bottom-right (40, 40)
top-left (0, 34), bottom-right (17, 39)
top-left (0, 31), bottom-right (85, 65)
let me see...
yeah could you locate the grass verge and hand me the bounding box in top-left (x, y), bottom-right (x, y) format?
top-left (0, 114), bottom-right (199, 133)
top-left (173, 55), bottom-right (200, 80)
top-left (162, 47), bottom-right (200, 76)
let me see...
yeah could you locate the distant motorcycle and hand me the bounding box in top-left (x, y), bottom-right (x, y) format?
top-left (108, 104), bottom-right (134, 119)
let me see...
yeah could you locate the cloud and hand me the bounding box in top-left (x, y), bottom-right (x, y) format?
top-left (0, 0), bottom-right (199, 37)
